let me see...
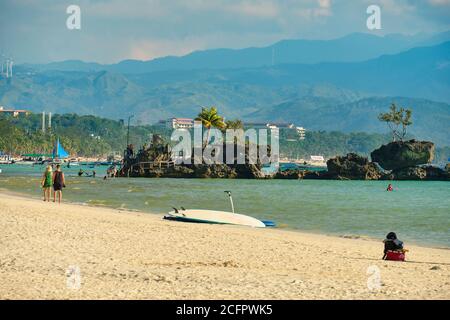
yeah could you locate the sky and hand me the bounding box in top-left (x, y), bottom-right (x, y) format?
top-left (0, 0), bottom-right (449, 64)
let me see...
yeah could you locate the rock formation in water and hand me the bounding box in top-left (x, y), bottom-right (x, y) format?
top-left (392, 165), bottom-right (449, 180)
top-left (325, 153), bottom-right (383, 180)
top-left (120, 135), bottom-right (448, 180)
top-left (274, 169), bottom-right (302, 179)
top-left (121, 140), bottom-right (269, 179)
top-left (370, 140), bottom-right (435, 170)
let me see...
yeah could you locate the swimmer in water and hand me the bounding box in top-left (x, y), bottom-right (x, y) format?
top-left (387, 183), bottom-right (393, 191)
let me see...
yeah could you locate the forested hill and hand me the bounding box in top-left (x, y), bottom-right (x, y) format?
top-left (2, 42), bottom-right (449, 145)
top-left (1, 113), bottom-right (448, 163)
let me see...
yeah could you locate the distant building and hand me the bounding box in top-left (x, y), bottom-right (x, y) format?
top-left (296, 126), bottom-right (306, 140)
top-left (163, 118), bottom-right (195, 129)
top-left (0, 106), bottom-right (30, 117)
top-left (245, 122), bottom-right (295, 129)
top-left (310, 155), bottom-right (325, 162)
top-left (244, 122), bottom-right (270, 129)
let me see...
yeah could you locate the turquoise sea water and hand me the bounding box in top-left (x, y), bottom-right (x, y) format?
top-left (0, 164), bottom-right (449, 247)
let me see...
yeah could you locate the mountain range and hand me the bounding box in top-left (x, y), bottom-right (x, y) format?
top-left (1, 32), bottom-right (449, 146)
top-left (23, 31), bottom-right (450, 73)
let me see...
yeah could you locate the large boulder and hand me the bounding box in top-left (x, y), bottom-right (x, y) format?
top-left (274, 169), bottom-right (301, 179)
top-left (423, 166), bottom-right (449, 181)
top-left (302, 170), bottom-right (330, 179)
top-left (392, 166), bottom-right (427, 180)
top-left (326, 153), bottom-right (382, 180)
top-left (234, 164), bottom-right (266, 179)
top-left (192, 164), bottom-right (238, 178)
top-left (371, 140), bottom-right (434, 170)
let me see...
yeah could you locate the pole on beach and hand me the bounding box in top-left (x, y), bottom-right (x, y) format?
top-left (224, 191), bottom-right (235, 213)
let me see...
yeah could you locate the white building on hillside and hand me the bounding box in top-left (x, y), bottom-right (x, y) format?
top-left (164, 118), bottom-right (195, 129)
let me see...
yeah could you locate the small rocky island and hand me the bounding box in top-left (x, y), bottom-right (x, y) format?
top-left (120, 105), bottom-right (448, 181)
top-left (324, 140), bottom-right (447, 181)
top-left (120, 137), bottom-right (449, 181)
top-left (120, 136), bottom-right (269, 179)
top-left (274, 104), bottom-right (449, 181)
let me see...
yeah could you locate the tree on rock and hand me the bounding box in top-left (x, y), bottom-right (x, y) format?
top-left (378, 104), bottom-right (412, 142)
top-left (195, 107), bottom-right (225, 146)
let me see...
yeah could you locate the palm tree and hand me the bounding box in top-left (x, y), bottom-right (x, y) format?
top-left (224, 119), bottom-right (244, 145)
top-left (225, 119), bottom-right (244, 130)
top-left (195, 107), bottom-right (225, 146)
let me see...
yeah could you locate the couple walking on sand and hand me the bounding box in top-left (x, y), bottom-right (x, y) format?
top-left (41, 164), bottom-right (66, 203)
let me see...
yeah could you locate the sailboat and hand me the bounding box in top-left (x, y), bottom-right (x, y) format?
top-left (51, 138), bottom-right (69, 164)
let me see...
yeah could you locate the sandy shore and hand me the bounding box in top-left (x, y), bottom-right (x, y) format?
top-left (0, 192), bottom-right (449, 299)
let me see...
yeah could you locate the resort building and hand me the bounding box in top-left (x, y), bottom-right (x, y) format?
top-left (158, 118), bottom-right (306, 141)
top-left (162, 118), bottom-right (195, 129)
top-left (310, 155), bottom-right (325, 162)
top-left (0, 106), bottom-right (30, 117)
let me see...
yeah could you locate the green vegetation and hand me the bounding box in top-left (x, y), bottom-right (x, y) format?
top-left (1, 112), bottom-right (448, 163)
top-left (279, 130), bottom-right (391, 159)
top-left (378, 104), bottom-right (412, 142)
top-left (195, 107), bottom-right (225, 145)
top-left (0, 113), bottom-right (170, 157)
top-left (225, 119), bottom-right (244, 130)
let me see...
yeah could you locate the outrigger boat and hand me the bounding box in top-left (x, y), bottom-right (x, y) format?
top-left (0, 154), bottom-right (13, 164)
top-left (164, 191), bottom-right (275, 228)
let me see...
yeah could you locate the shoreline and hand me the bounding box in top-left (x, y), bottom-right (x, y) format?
top-left (0, 191), bottom-right (449, 299)
top-left (2, 185), bottom-right (449, 250)
top-left (1, 186), bottom-right (449, 250)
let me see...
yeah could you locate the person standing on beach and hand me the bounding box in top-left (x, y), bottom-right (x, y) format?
top-left (41, 165), bottom-right (52, 201)
top-left (52, 164), bottom-right (65, 203)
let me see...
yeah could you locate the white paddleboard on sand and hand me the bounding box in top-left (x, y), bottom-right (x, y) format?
top-left (165, 209), bottom-right (266, 228)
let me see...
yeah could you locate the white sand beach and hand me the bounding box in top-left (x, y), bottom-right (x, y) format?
top-left (0, 192), bottom-right (449, 300)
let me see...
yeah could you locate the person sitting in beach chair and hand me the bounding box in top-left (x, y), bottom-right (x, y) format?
top-left (382, 232), bottom-right (406, 261)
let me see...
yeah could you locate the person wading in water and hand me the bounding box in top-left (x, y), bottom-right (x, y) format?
top-left (52, 164), bottom-right (66, 203)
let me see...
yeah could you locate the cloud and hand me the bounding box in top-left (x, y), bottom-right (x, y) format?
top-left (228, 1), bottom-right (280, 18)
top-left (1, 0), bottom-right (449, 64)
top-left (378, 0), bottom-right (416, 14)
top-left (428, 0), bottom-right (450, 5)
top-left (129, 38), bottom-right (206, 60)
top-left (318, 0), bottom-right (332, 8)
